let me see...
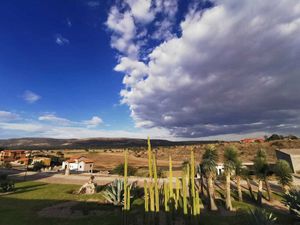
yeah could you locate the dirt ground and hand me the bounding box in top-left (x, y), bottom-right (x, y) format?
top-left (63, 140), bottom-right (300, 171)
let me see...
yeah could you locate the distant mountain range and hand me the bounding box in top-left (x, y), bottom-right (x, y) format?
top-left (0, 137), bottom-right (220, 150)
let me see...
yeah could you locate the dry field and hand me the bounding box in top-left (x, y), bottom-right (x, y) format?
top-left (62, 139), bottom-right (300, 171)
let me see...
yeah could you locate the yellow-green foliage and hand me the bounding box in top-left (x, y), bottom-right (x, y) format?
top-left (169, 155), bottom-right (174, 198)
top-left (190, 149), bottom-right (197, 215)
top-left (147, 137), bottom-right (153, 178)
top-left (144, 180), bottom-right (149, 212)
top-left (175, 177), bottom-right (180, 210)
top-left (153, 153), bottom-right (159, 212)
top-left (164, 182), bottom-right (170, 212)
top-left (149, 182), bottom-right (155, 212)
top-left (123, 150), bottom-right (128, 211)
top-left (182, 170), bottom-right (188, 215)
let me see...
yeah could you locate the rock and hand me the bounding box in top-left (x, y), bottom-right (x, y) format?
top-left (78, 176), bottom-right (97, 195)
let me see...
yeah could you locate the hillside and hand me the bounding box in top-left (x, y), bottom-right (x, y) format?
top-left (0, 137), bottom-right (219, 150)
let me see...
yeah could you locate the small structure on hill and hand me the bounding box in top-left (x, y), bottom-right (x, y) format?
top-left (78, 175), bottom-right (97, 194)
top-left (276, 149), bottom-right (300, 173)
top-left (62, 156), bottom-right (94, 173)
top-left (240, 138), bottom-right (265, 143)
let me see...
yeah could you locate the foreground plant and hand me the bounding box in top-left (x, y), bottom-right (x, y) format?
top-left (102, 179), bottom-right (125, 206)
top-left (247, 208), bottom-right (277, 225)
top-left (223, 146), bottom-right (239, 210)
top-left (202, 145), bottom-right (218, 211)
top-left (283, 187), bottom-right (300, 218)
top-left (274, 160), bottom-right (293, 193)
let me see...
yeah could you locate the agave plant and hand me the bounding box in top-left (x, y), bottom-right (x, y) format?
top-left (102, 179), bottom-right (136, 206)
top-left (102, 179), bottom-right (124, 206)
top-left (283, 187), bottom-right (300, 218)
top-left (247, 208), bottom-right (277, 225)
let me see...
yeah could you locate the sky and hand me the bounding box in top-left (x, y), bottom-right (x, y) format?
top-left (0, 0), bottom-right (299, 141)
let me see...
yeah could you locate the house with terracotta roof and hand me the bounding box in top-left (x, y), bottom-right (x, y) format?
top-left (240, 138), bottom-right (265, 143)
top-left (62, 156), bottom-right (94, 172)
top-left (0, 150), bottom-right (27, 163)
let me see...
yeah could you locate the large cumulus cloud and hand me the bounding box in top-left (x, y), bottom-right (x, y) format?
top-left (107, 0), bottom-right (300, 137)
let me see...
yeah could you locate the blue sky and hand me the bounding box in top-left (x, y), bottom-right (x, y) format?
top-left (0, 0), bottom-right (138, 137)
top-left (0, 0), bottom-right (299, 140)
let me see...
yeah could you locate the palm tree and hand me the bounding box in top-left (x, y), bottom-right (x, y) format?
top-left (235, 160), bottom-right (243, 202)
top-left (274, 160), bottom-right (293, 193)
top-left (241, 167), bottom-right (255, 200)
top-left (224, 146), bottom-right (238, 210)
top-left (202, 145), bottom-right (218, 211)
top-left (253, 149), bottom-right (270, 205)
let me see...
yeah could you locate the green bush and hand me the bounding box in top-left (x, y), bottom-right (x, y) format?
top-left (0, 174), bottom-right (14, 192)
top-left (32, 161), bottom-right (45, 171)
top-left (247, 208), bottom-right (277, 225)
top-left (111, 163), bottom-right (137, 176)
top-left (283, 188), bottom-right (300, 218)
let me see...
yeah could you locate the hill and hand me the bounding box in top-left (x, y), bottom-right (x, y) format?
top-left (0, 137), bottom-right (219, 150)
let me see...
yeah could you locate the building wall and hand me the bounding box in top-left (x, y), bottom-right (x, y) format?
top-left (290, 155), bottom-right (300, 173)
top-left (275, 150), bottom-right (294, 172)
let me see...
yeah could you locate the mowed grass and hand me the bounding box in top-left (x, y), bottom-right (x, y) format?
top-left (0, 181), bottom-right (119, 225)
top-left (0, 181), bottom-right (296, 225)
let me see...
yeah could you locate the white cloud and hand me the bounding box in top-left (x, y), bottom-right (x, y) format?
top-left (22, 90), bottom-right (41, 103)
top-left (106, 7), bottom-right (138, 57)
top-left (0, 111), bottom-right (19, 122)
top-left (87, 1), bottom-right (100, 8)
top-left (38, 114), bottom-right (72, 126)
top-left (109, 0), bottom-right (300, 138)
top-left (55, 34), bottom-right (70, 46)
top-left (125, 0), bottom-right (155, 23)
top-left (66, 18), bottom-right (72, 27)
top-left (84, 116), bottom-right (103, 128)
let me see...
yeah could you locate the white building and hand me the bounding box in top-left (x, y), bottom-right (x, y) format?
top-left (62, 156), bottom-right (94, 173)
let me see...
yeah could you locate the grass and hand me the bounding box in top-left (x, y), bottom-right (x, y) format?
top-left (0, 181), bottom-right (296, 225)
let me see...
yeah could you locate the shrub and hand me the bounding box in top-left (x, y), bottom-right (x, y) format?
top-left (111, 164), bottom-right (137, 176)
top-left (32, 161), bottom-right (45, 171)
top-left (283, 188), bottom-right (300, 218)
top-left (247, 208), bottom-right (277, 225)
top-left (0, 174), bottom-right (14, 192)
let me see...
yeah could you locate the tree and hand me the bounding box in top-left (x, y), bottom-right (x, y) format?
top-left (253, 149), bottom-right (271, 204)
top-left (202, 145), bottom-right (218, 211)
top-left (274, 160), bottom-right (293, 193)
top-left (223, 146), bottom-right (239, 210)
top-left (241, 167), bottom-right (255, 200)
top-left (235, 160), bottom-right (243, 201)
top-left (111, 163), bottom-right (137, 176)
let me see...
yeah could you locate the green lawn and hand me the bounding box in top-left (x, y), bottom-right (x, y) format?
top-left (0, 181), bottom-right (296, 225)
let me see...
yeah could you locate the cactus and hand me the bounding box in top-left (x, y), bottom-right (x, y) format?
top-left (164, 182), bottom-right (170, 212)
top-left (127, 185), bottom-right (131, 210)
top-left (190, 149), bottom-right (197, 215)
top-left (153, 153), bottom-right (160, 212)
top-left (182, 170), bottom-right (188, 215)
top-left (147, 137), bottom-right (153, 178)
top-left (144, 180), bottom-right (149, 212)
top-left (169, 156), bottom-right (174, 198)
top-left (175, 177), bottom-right (180, 210)
top-left (123, 150), bottom-right (128, 211)
top-left (149, 182), bottom-right (155, 212)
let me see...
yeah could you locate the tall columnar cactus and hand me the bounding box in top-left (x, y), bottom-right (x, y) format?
top-left (153, 153), bottom-right (160, 212)
top-left (169, 155), bottom-right (174, 198)
top-left (164, 182), bottom-right (170, 212)
top-left (127, 185), bottom-right (131, 210)
top-left (147, 137), bottom-right (153, 178)
top-left (190, 149), bottom-right (197, 215)
top-left (144, 180), bottom-right (149, 212)
top-left (182, 169), bottom-right (188, 215)
top-left (175, 177), bottom-right (180, 210)
top-left (123, 150), bottom-right (129, 211)
top-left (149, 182), bottom-right (155, 212)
